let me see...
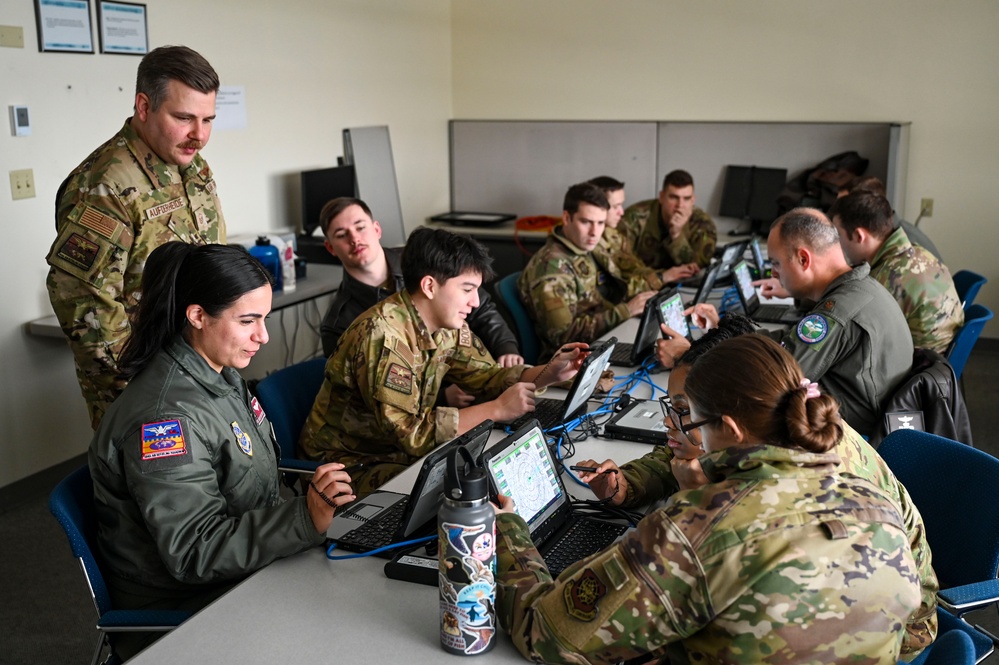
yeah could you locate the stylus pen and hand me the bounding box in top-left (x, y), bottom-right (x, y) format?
top-left (568, 465), bottom-right (618, 474)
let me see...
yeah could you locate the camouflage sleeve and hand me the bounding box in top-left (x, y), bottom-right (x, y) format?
top-left (901, 287), bottom-right (963, 356)
top-left (619, 445), bottom-right (679, 508)
top-left (447, 329), bottom-right (523, 399)
top-left (497, 510), bottom-right (703, 664)
top-left (664, 209), bottom-right (717, 268)
top-left (46, 196), bottom-right (137, 428)
top-left (594, 238), bottom-right (663, 298)
top-left (523, 267), bottom-right (630, 350)
top-left (893, 478), bottom-right (939, 660)
top-left (616, 204), bottom-right (647, 249)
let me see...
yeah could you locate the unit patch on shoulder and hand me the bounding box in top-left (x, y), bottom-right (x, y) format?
top-left (385, 363), bottom-right (413, 394)
top-left (563, 568), bottom-right (607, 622)
top-left (797, 314), bottom-right (830, 344)
top-left (141, 420), bottom-right (188, 460)
top-left (231, 421), bottom-right (252, 456)
top-left (56, 233), bottom-right (100, 271)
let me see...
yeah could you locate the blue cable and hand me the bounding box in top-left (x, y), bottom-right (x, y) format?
top-left (325, 533), bottom-right (437, 560)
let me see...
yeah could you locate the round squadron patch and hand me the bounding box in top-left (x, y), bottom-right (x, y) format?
top-left (797, 314), bottom-right (829, 344)
top-left (563, 568), bottom-right (607, 622)
top-left (231, 421), bottom-right (253, 456)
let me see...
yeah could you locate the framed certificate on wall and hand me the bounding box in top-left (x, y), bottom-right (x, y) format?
top-left (35, 0), bottom-right (94, 53)
top-left (98, 0), bottom-right (147, 55)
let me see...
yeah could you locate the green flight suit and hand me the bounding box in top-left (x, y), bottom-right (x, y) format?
top-left (496, 444), bottom-right (921, 664)
top-left (618, 198), bottom-right (717, 270)
top-left (46, 119), bottom-right (226, 429)
top-left (299, 289), bottom-right (524, 495)
top-left (518, 229), bottom-right (630, 359)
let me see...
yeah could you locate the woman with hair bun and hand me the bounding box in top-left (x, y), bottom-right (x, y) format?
top-left (494, 334), bottom-right (924, 664)
top-left (88, 242), bottom-right (354, 660)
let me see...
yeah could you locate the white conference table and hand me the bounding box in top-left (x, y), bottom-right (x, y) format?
top-left (130, 319), bottom-right (661, 664)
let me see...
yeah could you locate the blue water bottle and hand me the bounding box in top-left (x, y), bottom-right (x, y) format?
top-left (439, 445), bottom-right (496, 656)
top-left (249, 236), bottom-right (281, 291)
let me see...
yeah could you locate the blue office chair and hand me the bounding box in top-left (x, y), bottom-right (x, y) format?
top-left (916, 629), bottom-right (977, 665)
top-left (49, 465), bottom-right (190, 665)
top-left (879, 430), bottom-right (999, 663)
top-left (494, 271), bottom-right (541, 365)
top-left (953, 270), bottom-right (987, 312)
top-left (947, 304), bottom-right (994, 380)
top-left (254, 356), bottom-right (326, 487)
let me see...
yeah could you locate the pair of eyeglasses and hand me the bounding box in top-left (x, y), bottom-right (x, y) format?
top-left (659, 395), bottom-right (718, 436)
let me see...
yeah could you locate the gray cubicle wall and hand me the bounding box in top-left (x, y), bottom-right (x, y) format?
top-left (343, 126), bottom-right (407, 247)
top-left (450, 120), bottom-right (910, 220)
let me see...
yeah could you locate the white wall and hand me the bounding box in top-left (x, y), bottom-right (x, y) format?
top-left (0, 0), bottom-right (452, 487)
top-left (451, 0), bottom-right (999, 326)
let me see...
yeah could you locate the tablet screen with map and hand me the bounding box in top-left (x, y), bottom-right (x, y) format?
top-left (484, 423), bottom-right (564, 531)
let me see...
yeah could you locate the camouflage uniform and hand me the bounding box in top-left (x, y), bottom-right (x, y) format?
top-left (299, 289), bottom-right (524, 496)
top-left (518, 229), bottom-right (630, 358)
top-left (618, 199), bottom-right (717, 269)
top-left (496, 444), bottom-right (922, 664)
top-left (592, 226), bottom-right (664, 298)
top-left (618, 422), bottom-right (938, 660)
top-left (760, 264), bottom-right (913, 437)
top-left (46, 119), bottom-right (225, 429)
top-left (869, 227), bottom-right (963, 355)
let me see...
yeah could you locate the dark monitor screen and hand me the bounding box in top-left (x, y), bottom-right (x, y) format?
top-left (301, 165), bottom-right (356, 236)
top-left (718, 165), bottom-right (788, 224)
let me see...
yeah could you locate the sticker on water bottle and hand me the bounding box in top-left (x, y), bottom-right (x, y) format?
top-left (440, 521), bottom-right (496, 655)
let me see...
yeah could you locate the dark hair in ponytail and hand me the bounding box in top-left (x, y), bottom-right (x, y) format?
top-left (118, 243), bottom-right (272, 379)
top-left (683, 335), bottom-right (842, 453)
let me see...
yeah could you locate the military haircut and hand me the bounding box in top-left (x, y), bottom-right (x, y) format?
top-left (319, 196), bottom-right (373, 237)
top-left (846, 175), bottom-right (888, 198)
top-left (563, 182), bottom-right (609, 215)
top-left (118, 243), bottom-right (271, 379)
top-left (136, 45), bottom-right (220, 111)
top-left (676, 313), bottom-right (758, 368)
top-left (772, 207), bottom-right (840, 255)
top-left (587, 175), bottom-right (625, 194)
top-left (401, 227), bottom-right (494, 293)
top-left (685, 334), bottom-right (843, 454)
top-left (829, 191), bottom-right (896, 241)
top-left (662, 169), bottom-right (694, 191)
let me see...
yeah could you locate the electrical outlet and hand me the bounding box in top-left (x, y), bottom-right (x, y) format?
top-left (920, 198), bottom-right (934, 218)
top-left (0, 25), bottom-right (25, 49)
top-left (9, 169), bottom-right (35, 200)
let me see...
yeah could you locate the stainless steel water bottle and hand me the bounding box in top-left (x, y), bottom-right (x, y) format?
top-left (439, 445), bottom-right (496, 655)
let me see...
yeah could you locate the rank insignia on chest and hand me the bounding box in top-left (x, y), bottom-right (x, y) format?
top-left (231, 421), bottom-right (253, 456)
top-left (563, 568), bottom-right (607, 621)
top-left (250, 396), bottom-right (266, 426)
top-left (385, 363), bottom-right (413, 394)
top-left (797, 314), bottom-right (830, 344)
top-left (140, 419), bottom-right (188, 460)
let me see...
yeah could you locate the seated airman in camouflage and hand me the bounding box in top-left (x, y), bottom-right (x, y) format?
top-left (519, 182), bottom-right (655, 358)
top-left (588, 176), bottom-right (698, 297)
top-left (299, 228), bottom-right (586, 497)
top-left (830, 191), bottom-right (963, 355)
top-left (618, 169), bottom-right (716, 272)
top-left (495, 335), bottom-right (924, 664)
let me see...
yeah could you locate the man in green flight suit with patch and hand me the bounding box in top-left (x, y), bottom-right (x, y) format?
top-left (45, 46), bottom-right (225, 429)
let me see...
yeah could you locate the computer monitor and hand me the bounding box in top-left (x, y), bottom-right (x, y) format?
top-left (300, 165), bottom-right (357, 237)
top-left (719, 165), bottom-right (788, 235)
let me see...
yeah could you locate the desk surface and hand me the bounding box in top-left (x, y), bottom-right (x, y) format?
top-left (26, 263), bottom-right (343, 340)
top-left (129, 319), bottom-right (660, 664)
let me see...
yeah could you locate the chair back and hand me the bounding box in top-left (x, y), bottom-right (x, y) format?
top-left (947, 304), bottom-right (994, 380)
top-left (911, 613), bottom-right (982, 665)
top-left (49, 465), bottom-right (111, 617)
top-left (254, 357), bottom-right (327, 460)
top-left (953, 270), bottom-right (987, 312)
top-left (878, 430), bottom-right (999, 589)
top-left (495, 271), bottom-right (540, 365)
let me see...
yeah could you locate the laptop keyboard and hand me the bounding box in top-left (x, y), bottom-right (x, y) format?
top-left (507, 397), bottom-right (564, 431)
top-left (340, 497), bottom-right (410, 550)
top-left (608, 342), bottom-right (635, 366)
top-left (754, 303), bottom-right (799, 323)
top-left (545, 518), bottom-right (628, 576)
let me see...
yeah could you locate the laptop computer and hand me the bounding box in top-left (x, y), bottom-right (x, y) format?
top-left (750, 236), bottom-right (771, 278)
top-left (732, 260), bottom-right (801, 324)
top-left (715, 239), bottom-right (750, 284)
top-left (609, 295), bottom-right (668, 367)
top-left (656, 288), bottom-right (693, 340)
top-left (327, 420), bottom-right (494, 556)
top-left (603, 398), bottom-right (668, 444)
top-left (481, 420), bottom-right (629, 575)
top-left (502, 337), bottom-right (616, 432)
top-left (689, 259), bottom-right (723, 306)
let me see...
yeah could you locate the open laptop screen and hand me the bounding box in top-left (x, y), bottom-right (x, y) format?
top-left (560, 339), bottom-right (614, 422)
top-left (734, 260), bottom-right (757, 308)
top-left (485, 424), bottom-right (564, 532)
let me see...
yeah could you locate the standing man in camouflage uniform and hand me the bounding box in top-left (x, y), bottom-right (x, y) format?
top-left (519, 182), bottom-right (655, 358)
top-left (619, 169), bottom-right (716, 272)
top-left (830, 191), bottom-right (963, 354)
top-left (588, 176), bottom-right (698, 297)
top-left (45, 46), bottom-right (225, 429)
top-left (300, 228), bottom-right (586, 496)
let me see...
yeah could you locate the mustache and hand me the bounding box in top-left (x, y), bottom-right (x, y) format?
top-left (179, 141), bottom-right (203, 150)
